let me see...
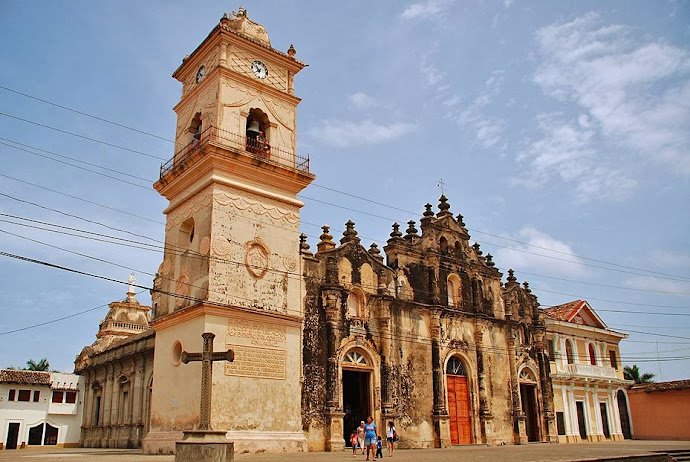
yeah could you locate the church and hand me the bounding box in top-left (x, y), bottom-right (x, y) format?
top-left (74, 9), bottom-right (558, 453)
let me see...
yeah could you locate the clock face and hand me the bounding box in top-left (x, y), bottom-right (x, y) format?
top-left (195, 65), bottom-right (206, 83)
top-left (251, 60), bottom-right (268, 79)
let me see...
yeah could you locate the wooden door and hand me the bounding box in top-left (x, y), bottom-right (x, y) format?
top-left (617, 390), bottom-right (632, 439)
top-left (5, 422), bottom-right (19, 450)
top-left (576, 401), bottom-right (587, 440)
top-left (447, 375), bottom-right (472, 445)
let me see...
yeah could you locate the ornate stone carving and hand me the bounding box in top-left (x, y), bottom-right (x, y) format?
top-left (282, 255), bottom-right (297, 272)
top-left (244, 240), bottom-right (270, 279)
top-left (199, 236), bottom-right (211, 256)
top-left (211, 237), bottom-right (231, 257)
top-left (175, 272), bottom-right (191, 307)
top-left (214, 187), bottom-right (299, 224)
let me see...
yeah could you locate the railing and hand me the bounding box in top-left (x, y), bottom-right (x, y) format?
top-left (555, 362), bottom-right (618, 379)
top-left (159, 126), bottom-right (311, 180)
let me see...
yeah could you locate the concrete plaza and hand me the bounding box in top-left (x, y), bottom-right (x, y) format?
top-left (2, 441), bottom-right (690, 462)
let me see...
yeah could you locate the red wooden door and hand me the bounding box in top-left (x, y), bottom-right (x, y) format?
top-left (447, 375), bottom-right (471, 444)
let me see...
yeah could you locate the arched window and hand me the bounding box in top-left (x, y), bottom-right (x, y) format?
top-left (440, 236), bottom-right (449, 254)
top-left (447, 274), bottom-right (462, 308)
top-left (246, 108), bottom-right (271, 157)
top-left (347, 289), bottom-right (366, 318)
top-left (565, 340), bottom-right (574, 365)
top-left (519, 367), bottom-right (537, 383)
top-left (179, 218), bottom-right (195, 246)
top-left (446, 356), bottom-right (467, 376)
top-left (189, 112), bottom-right (202, 141)
top-left (343, 349), bottom-right (369, 367)
top-left (588, 343), bottom-right (597, 365)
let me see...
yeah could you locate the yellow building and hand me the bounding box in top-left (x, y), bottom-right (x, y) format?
top-left (545, 300), bottom-right (633, 443)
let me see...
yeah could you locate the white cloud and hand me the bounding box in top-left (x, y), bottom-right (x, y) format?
top-left (348, 92), bottom-right (378, 110)
top-left (516, 113), bottom-right (637, 202)
top-left (400, 0), bottom-right (454, 21)
top-left (307, 119), bottom-right (416, 148)
top-left (456, 70), bottom-right (507, 149)
top-left (494, 226), bottom-right (586, 277)
top-left (533, 12), bottom-right (690, 175)
top-left (623, 276), bottom-right (690, 296)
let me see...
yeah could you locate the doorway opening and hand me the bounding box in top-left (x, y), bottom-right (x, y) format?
top-left (342, 369), bottom-right (371, 445)
top-left (576, 401), bottom-right (588, 440)
top-left (520, 383), bottom-right (539, 442)
top-left (5, 422), bottom-right (19, 449)
top-left (446, 356), bottom-right (472, 445)
top-left (617, 390), bottom-right (632, 439)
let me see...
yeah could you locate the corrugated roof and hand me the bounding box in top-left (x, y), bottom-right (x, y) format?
top-left (632, 379), bottom-right (690, 392)
top-left (0, 369), bottom-right (51, 385)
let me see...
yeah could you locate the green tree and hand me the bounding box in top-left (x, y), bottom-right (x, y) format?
top-left (624, 364), bottom-right (655, 384)
top-left (25, 358), bottom-right (50, 371)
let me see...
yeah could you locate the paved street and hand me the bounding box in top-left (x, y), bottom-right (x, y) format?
top-left (2, 441), bottom-right (690, 462)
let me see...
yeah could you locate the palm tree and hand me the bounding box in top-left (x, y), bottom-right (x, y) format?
top-left (25, 358), bottom-right (50, 371)
top-left (624, 364), bottom-right (655, 384)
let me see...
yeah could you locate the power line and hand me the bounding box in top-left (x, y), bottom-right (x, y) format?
top-left (0, 111), bottom-right (166, 161)
top-left (2, 84), bottom-right (688, 283)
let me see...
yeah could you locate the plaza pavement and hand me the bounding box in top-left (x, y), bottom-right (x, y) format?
top-left (1, 440), bottom-right (689, 462)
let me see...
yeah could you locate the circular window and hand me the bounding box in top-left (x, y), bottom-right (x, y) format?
top-left (172, 340), bottom-right (183, 366)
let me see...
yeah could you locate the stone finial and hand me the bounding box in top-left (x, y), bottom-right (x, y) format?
top-left (287, 44), bottom-right (296, 58)
top-left (485, 253), bottom-right (495, 267)
top-left (317, 225), bottom-right (336, 253)
top-left (507, 269), bottom-right (517, 283)
top-left (126, 273), bottom-right (137, 302)
top-left (437, 194), bottom-right (451, 216)
top-left (340, 220), bottom-right (360, 244)
top-left (369, 243), bottom-right (384, 263)
top-left (456, 214), bottom-right (466, 227)
top-left (523, 281), bottom-right (531, 293)
top-left (389, 222), bottom-right (403, 239)
top-left (472, 242), bottom-right (483, 256)
top-left (423, 203), bottom-right (434, 217)
top-left (404, 220), bottom-right (419, 240)
top-left (299, 233), bottom-right (312, 255)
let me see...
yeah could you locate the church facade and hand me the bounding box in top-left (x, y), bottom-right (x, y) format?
top-left (74, 9), bottom-right (561, 453)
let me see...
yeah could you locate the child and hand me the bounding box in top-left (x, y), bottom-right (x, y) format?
top-left (350, 430), bottom-right (358, 456)
top-left (375, 435), bottom-right (383, 459)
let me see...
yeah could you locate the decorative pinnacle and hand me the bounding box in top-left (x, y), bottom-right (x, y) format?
top-left (299, 233), bottom-right (311, 254)
top-left (485, 253), bottom-right (495, 267)
top-left (340, 220), bottom-right (360, 244)
top-left (369, 243), bottom-right (384, 262)
top-left (507, 269), bottom-right (517, 283)
top-left (287, 44), bottom-right (296, 58)
top-left (390, 222), bottom-right (403, 239)
top-left (472, 242), bottom-right (482, 256)
top-left (438, 194), bottom-right (451, 214)
top-left (320, 225), bottom-right (333, 243)
top-left (523, 281), bottom-right (531, 293)
top-left (423, 203), bottom-right (434, 217)
top-left (405, 220), bottom-right (418, 237)
top-left (456, 214), bottom-right (466, 227)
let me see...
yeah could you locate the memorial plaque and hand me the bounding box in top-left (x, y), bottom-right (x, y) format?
top-left (225, 319), bottom-right (287, 380)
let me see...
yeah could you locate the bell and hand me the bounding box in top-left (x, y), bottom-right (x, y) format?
top-left (246, 121), bottom-right (261, 137)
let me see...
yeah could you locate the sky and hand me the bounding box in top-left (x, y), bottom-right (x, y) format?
top-left (0, 1), bottom-right (689, 380)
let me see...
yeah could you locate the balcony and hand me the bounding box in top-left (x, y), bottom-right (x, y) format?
top-left (554, 362), bottom-right (618, 380)
top-left (159, 126), bottom-right (311, 181)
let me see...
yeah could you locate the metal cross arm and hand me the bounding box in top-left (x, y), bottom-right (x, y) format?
top-left (181, 332), bottom-right (235, 431)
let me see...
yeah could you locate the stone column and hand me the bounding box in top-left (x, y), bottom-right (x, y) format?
top-left (583, 385), bottom-right (594, 441)
top-left (322, 288), bottom-right (344, 452)
top-left (507, 330), bottom-right (524, 444)
top-left (560, 387), bottom-right (572, 439)
top-left (568, 385), bottom-right (579, 440)
top-left (534, 328), bottom-right (557, 443)
top-left (103, 365), bottom-right (113, 426)
top-left (474, 328), bottom-right (491, 444)
top-left (430, 310), bottom-right (450, 447)
top-left (219, 42), bottom-right (227, 67)
top-left (592, 385), bottom-right (604, 441)
top-left (83, 371), bottom-right (93, 427)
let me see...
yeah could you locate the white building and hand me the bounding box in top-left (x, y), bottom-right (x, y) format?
top-left (1, 369), bottom-right (84, 450)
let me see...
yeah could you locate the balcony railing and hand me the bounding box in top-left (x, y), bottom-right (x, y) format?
top-left (159, 126), bottom-right (310, 180)
top-left (555, 362), bottom-right (618, 379)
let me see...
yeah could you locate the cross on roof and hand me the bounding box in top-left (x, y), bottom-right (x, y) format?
top-left (437, 177), bottom-right (446, 195)
top-left (181, 332), bottom-right (235, 431)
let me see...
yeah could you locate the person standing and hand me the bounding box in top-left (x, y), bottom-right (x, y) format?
top-left (350, 430), bottom-right (358, 457)
top-left (376, 436), bottom-right (383, 459)
top-left (364, 416), bottom-right (377, 461)
top-left (386, 421), bottom-right (396, 457)
top-left (357, 421), bottom-right (366, 455)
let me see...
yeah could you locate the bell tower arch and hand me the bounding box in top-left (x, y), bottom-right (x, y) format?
top-left (145, 8), bottom-right (314, 454)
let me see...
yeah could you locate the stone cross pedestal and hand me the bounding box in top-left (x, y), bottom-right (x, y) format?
top-left (175, 332), bottom-right (235, 462)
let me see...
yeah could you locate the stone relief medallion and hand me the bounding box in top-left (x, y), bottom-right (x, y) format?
top-left (199, 236), bottom-right (211, 256)
top-left (244, 241), bottom-right (269, 279)
top-left (282, 255), bottom-right (297, 273)
top-left (175, 273), bottom-right (191, 307)
top-left (211, 237), bottom-right (231, 257)
top-left (161, 258), bottom-right (173, 277)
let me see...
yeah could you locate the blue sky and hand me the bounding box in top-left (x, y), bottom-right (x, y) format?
top-left (0, 1), bottom-right (689, 380)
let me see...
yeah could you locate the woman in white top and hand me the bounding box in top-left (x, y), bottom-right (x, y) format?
top-left (386, 421), bottom-right (396, 456)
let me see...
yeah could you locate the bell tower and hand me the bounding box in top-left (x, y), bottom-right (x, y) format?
top-left (144, 8), bottom-right (314, 454)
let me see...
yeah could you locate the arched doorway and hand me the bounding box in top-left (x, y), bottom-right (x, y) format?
top-left (617, 390), bottom-right (632, 439)
top-left (446, 356), bottom-right (472, 445)
top-left (519, 368), bottom-right (540, 442)
top-left (341, 348), bottom-right (373, 445)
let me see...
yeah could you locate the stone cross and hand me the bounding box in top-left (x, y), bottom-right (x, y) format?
top-left (181, 332), bottom-right (235, 431)
top-left (437, 177), bottom-right (445, 195)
